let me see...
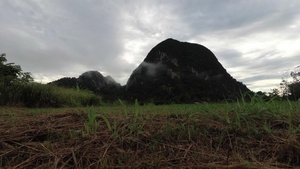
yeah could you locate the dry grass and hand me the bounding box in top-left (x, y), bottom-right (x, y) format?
top-left (0, 105), bottom-right (300, 168)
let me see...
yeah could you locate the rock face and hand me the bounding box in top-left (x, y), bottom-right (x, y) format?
top-left (77, 71), bottom-right (121, 92)
top-left (125, 38), bottom-right (249, 104)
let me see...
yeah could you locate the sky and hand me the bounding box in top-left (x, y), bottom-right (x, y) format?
top-left (1, 0), bottom-right (300, 92)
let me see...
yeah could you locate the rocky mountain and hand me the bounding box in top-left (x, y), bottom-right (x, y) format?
top-left (50, 38), bottom-right (250, 104)
top-left (125, 38), bottom-right (250, 104)
top-left (50, 71), bottom-right (121, 101)
top-left (77, 71), bottom-right (121, 92)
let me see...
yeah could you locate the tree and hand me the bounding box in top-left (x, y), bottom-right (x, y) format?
top-left (270, 88), bottom-right (280, 96)
top-left (279, 78), bottom-right (289, 97)
top-left (288, 65), bottom-right (300, 100)
top-left (289, 83), bottom-right (300, 100)
top-left (0, 53), bottom-right (33, 84)
top-left (290, 65), bottom-right (300, 82)
top-left (0, 53), bottom-right (33, 105)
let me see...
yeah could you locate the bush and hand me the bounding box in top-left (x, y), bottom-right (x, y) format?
top-left (0, 82), bottom-right (102, 107)
top-left (0, 53), bottom-right (102, 107)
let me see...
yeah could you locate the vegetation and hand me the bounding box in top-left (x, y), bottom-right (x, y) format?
top-left (288, 66), bottom-right (300, 100)
top-left (274, 65), bottom-right (300, 101)
top-left (50, 71), bottom-right (122, 102)
top-left (0, 53), bottom-right (102, 107)
top-left (0, 95), bottom-right (299, 168)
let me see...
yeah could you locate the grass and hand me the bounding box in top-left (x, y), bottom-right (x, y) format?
top-left (0, 82), bottom-right (102, 107)
top-left (0, 96), bottom-right (300, 168)
top-left (83, 107), bottom-right (100, 136)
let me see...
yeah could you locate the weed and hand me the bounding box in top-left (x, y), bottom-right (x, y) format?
top-left (128, 99), bottom-right (148, 138)
top-left (84, 107), bottom-right (99, 135)
top-left (98, 113), bottom-right (112, 131)
top-left (118, 99), bottom-right (128, 116)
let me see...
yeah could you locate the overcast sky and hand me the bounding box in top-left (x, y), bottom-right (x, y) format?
top-left (1, 0), bottom-right (300, 92)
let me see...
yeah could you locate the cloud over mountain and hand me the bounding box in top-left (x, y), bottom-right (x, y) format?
top-left (1, 1), bottom-right (300, 92)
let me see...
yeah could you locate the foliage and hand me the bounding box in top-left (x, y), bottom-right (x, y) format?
top-left (49, 84), bottom-right (103, 107)
top-left (0, 53), bottom-right (33, 84)
top-left (289, 65), bottom-right (300, 100)
top-left (291, 65), bottom-right (300, 81)
top-left (84, 107), bottom-right (99, 136)
top-left (1, 82), bottom-right (102, 107)
top-left (0, 53), bottom-right (102, 107)
top-left (0, 53), bottom-right (33, 105)
top-left (277, 65), bottom-right (300, 100)
top-left (50, 71), bottom-right (122, 102)
top-left (289, 82), bottom-right (300, 100)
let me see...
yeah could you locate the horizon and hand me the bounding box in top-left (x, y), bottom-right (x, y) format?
top-left (1, 1), bottom-right (300, 92)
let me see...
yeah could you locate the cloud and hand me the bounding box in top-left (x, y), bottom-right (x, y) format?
top-left (3, 1), bottom-right (131, 85)
top-left (1, 0), bottom-right (300, 92)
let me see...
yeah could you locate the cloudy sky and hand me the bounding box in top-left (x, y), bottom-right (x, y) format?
top-left (1, 0), bottom-right (300, 92)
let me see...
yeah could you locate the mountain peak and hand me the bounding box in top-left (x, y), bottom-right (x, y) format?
top-left (50, 38), bottom-right (250, 104)
top-left (161, 38), bottom-right (180, 43)
top-left (125, 38), bottom-right (249, 104)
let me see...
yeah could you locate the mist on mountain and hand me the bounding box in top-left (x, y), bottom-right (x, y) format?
top-left (50, 38), bottom-right (250, 104)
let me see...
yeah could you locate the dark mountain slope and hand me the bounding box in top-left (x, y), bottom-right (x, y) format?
top-left (50, 71), bottom-right (121, 101)
top-left (125, 38), bottom-right (249, 104)
top-left (50, 38), bottom-right (250, 104)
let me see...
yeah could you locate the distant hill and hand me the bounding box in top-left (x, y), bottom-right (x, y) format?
top-left (50, 38), bottom-right (250, 104)
top-left (50, 71), bottom-right (121, 101)
top-left (125, 38), bottom-right (250, 104)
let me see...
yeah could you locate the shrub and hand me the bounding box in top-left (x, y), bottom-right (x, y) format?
top-left (0, 82), bottom-right (102, 107)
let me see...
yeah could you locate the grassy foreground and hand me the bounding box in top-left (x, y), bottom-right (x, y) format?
top-left (0, 99), bottom-right (300, 168)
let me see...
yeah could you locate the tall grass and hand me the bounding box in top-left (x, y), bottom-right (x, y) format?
top-left (0, 82), bottom-right (102, 107)
top-left (84, 107), bottom-right (99, 136)
top-left (216, 92), bottom-right (300, 136)
top-left (85, 99), bottom-right (149, 140)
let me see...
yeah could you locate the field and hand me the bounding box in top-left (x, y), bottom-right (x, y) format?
top-left (1, 98), bottom-right (300, 168)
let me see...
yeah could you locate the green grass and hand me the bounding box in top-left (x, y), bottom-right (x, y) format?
top-left (0, 82), bottom-right (102, 107)
top-left (1, 95), bottom-right (300, 168)
top-left (83, 107), bottom-right (100, 136)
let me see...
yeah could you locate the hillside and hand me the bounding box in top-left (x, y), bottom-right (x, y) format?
top-left (50, 71), bottom-right (121, 101)
top-left (51, 38), bottom-right (250, 104)
top-left (125, 38), bottom-right (249, 104)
